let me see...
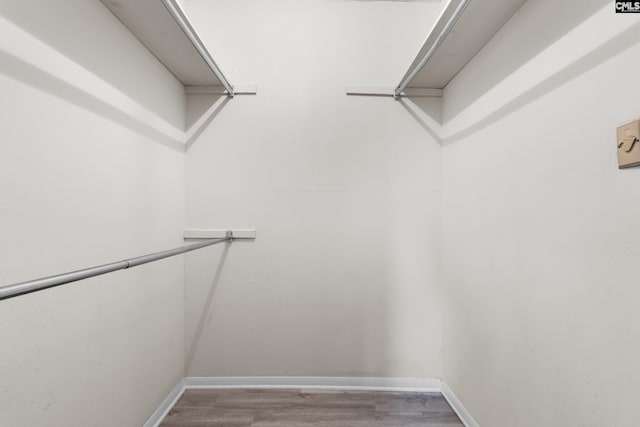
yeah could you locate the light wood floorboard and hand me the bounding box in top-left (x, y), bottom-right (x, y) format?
top-left (159, 389), bottom-right (464, 426)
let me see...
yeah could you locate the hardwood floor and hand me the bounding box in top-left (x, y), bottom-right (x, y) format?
top-left (159, 389), bottom-right (464, 426)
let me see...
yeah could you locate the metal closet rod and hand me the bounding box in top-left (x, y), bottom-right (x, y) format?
top-left (161, 0), bottom-right (235, 96)
top-left (0, 231), bottom-right (234, 301)
top-left (394, 0), bottom-right (472, 97)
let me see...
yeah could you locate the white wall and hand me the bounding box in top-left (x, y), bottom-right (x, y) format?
top-left (440, 0), bottom-right (640, 425)
top-left (183, 0), bottom-right (445, 378)
top-left (0, 2), bottom-right (186, 426)
top-left (7, 1), bottom-right (635, 425)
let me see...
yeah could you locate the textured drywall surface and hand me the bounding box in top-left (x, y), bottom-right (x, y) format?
top-left (184, 0), bottom-right (445, 378)
top-left (441, 1), bottom-right (640, 426)
top-left (0, 1), bottom-right (186, 426)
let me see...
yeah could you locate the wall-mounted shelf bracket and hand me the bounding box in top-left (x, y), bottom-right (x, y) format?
top-left (345, 87), bottom-right (443, 98)
top-left (185, 85), bottom-right (258, 96)
top-left (184, 229), bottom-right (257, 240)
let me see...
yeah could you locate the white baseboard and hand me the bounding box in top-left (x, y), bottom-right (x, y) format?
top-left (144, 377), bottom-right (479, 427)
top-left (142, 378), bottom-right (185, 427)
top-left (441, 382), bottom-right (480, 427)
top-left (184, 376), bottom-right (441, 392)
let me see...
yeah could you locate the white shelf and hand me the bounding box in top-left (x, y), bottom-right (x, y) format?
top-left (397, 0), bottom-right (527, 93)
top-left (100, 0), bottom-right (232, 89)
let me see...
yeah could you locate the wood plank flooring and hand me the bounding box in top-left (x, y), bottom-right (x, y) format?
top-left (160, 389), bottom-right (464, 426)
